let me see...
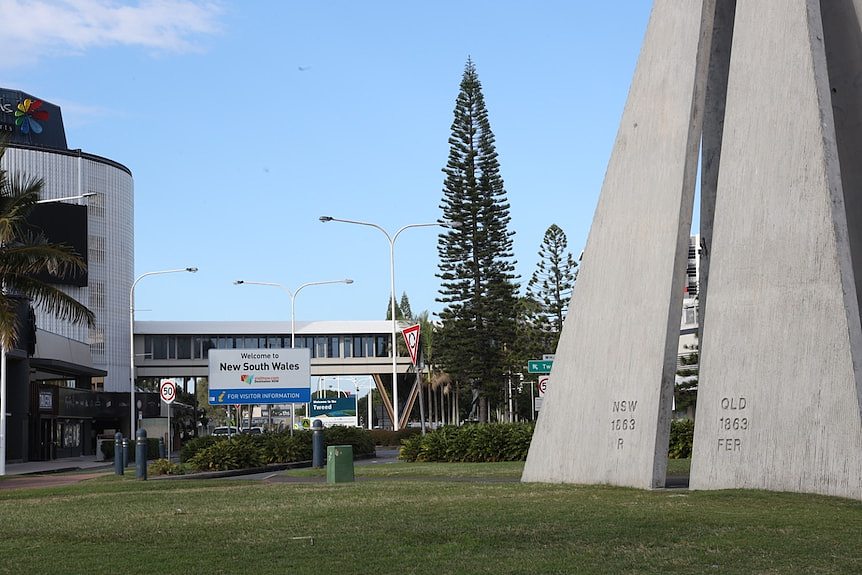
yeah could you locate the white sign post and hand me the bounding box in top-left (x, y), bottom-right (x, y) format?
top-left (159, 379), bottom-right (176, 461)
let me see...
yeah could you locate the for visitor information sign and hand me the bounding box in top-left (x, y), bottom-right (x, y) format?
top-left (208, 348), bottom-right (311, 405)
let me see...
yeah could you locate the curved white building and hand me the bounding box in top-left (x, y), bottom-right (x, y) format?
top-left (1, 88), bottom-right (133, 393)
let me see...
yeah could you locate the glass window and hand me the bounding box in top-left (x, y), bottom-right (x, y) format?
top-left (89, 192), bottom-right (105, 218)
top-left (176, 336), bottom-right (191, 359)
top-left (167, 336), bottom-right (177, 359)
top-left (151, 335), bottom-right (168, 360)
top-left (329, 336), bottom-right (340, 358)
top-left (89, 235), bottom-right (106, 263)
top-left (267, 336), bottom-right (281, 349)
top-left (315, 336), bottom-right (328, 358)
top-left (90, 281), bottom-right (105, 309)
top-left (352, 336), bottom-right (365, 358)
top-left (362, 336), bottom-right (374, 358)
top-left (375, 335), bottom-right (388, 357)
top-left (343, 336), bottom-right (353, 358)
top-left (201, 337), bottom-right (217, 358)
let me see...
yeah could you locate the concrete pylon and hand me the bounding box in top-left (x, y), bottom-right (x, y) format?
top-left (690, 0), bottom-right (862, 500)
top-left (524, 0), bottom-right (862, 500)
top-left (522, 0), bottom-right (717, 488)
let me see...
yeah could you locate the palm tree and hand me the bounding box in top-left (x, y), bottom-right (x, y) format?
top-left (0, 144), bottom-right (94, 348)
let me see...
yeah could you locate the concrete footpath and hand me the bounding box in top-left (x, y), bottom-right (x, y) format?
top-left (4, 455), bottom-right (112, 476)
top-left (0, 455), bottom-right (113, 491)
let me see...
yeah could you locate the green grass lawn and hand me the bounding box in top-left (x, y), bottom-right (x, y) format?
top-left (0, 461), bottom-right (859, 575)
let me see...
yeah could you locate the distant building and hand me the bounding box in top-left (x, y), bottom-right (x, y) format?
top-left (676, 234), bottom-right (701, 418)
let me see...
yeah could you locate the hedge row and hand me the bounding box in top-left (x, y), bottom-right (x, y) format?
top-left (398, 419), bottom-right (696, 463)
top-left (399, 423), bottom-right (534, 463)
top-left (180, 426), bottom-right (375, 472)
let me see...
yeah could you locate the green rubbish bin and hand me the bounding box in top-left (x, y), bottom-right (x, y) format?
top-left (326, 445), bottom-right (354, 484)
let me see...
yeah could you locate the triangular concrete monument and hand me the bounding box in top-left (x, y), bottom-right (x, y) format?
top-left (690, 0), bottom-right (862, 500)
top-left (522, 0), bottom-right (718, 488)
top-left (525, 0), bottom-right (862, 500)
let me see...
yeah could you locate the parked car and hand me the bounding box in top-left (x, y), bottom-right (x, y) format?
top-left (241, 427), bottom-right (264, 435)
top-left (211, 426), bottom-right (240, 437)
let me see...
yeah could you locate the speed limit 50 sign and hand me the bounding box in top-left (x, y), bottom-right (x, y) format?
top-left (159, 379), bottom-right (177, 404)
top-left (537, 375), bottom-right (549, 397)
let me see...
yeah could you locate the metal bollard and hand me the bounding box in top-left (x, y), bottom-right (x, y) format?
top-left (135, 428), bottom-right (148, 480)
top-left (122, 438), bottom-right (129, 468)
top-left (312, 419), bottom-right (325, 468)
top-left (158, 437), bottom-right (166, 459)
top-left (114, 432), bottom-right (124, 475)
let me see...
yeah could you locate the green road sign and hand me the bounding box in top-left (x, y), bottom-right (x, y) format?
top-left (528, 360), bottom-right (553, 374)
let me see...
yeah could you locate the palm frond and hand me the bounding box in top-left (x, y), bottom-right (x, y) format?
top-left (0, 142), bottom-right (94, 341)
top-left (0, 236), bottom-right (87, 277)
top-left (0, 297), bottom-right (19, 349)
top-left (2, 274), bottom-right (94, 327)
top-left (0, 176), bottom-right (40, 246)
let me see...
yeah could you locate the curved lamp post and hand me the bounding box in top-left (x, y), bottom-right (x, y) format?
top-left (233, 279), bottom-right (353, 347)
top-left (129, 267), bottom-right (197, 443)
top-left (319, 215), bottom-right (457, 431)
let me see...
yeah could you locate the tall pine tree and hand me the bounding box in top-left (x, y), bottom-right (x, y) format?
top-left (436, 59), bottom-right (519, 423)
top-left (526, 224), bottom-right (578, 352)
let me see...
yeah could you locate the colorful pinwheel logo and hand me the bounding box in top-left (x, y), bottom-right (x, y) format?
top-left (241, 374), bottom-right (255, 385)
top-left (14, 98), bottom-right (49, 134)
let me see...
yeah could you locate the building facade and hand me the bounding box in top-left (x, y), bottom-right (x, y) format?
top-left (1, 88), bottom-right (133, 463)
top-left (1, 87), bottom-right (134, 392)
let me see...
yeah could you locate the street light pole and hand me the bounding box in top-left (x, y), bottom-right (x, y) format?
top-left (319, 215), bottom-right (457, 431)
top-left (1, 192), bottom-right (98, 476)
top-left (35, 192), bottom-right (97, 204)
top-left (129, 267), bottom-right (197, 444)
top-left (234, 278), bottom-right (353, 432)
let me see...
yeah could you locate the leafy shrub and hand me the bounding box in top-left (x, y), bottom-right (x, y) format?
top-left (148, 458), bottom-right (185, 476)
top-left (185, 427), bottom-right (376, 471)
top-left (399, 423), bottom-right (535, 463)
top-left (399, 434), bottom-right (423, 462)
top-left (668, 419), bottom-right (694, 459)
top-left (400, 420), bottom-right (698, 463)
top-left (180, 435), bottom-right (223, 463)
top-left (257, 432), bottom-right (311, 464)
top-left (189, 435), bottom-right (265, 471)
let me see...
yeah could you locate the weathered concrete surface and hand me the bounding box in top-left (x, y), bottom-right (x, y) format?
top-left (823, 0), bottom-right (862, 326)
top-left (690, 0), bottom-right (862, 500)
top-left (522, 1), bottom-right (715, 489)
top-left (698, 0), bottom-right (736, 338)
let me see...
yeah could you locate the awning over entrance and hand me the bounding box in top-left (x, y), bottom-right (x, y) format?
top-left (29, 358), bottom-right (107, 380)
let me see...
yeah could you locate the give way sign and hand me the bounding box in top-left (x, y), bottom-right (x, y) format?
top-left (159, 379), bottom-right (177, 404)
top-left (402, 324), bottom-right (421, 366)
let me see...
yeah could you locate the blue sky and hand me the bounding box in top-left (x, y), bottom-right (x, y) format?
top-left (1, 1), bottom-right (653, 323)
